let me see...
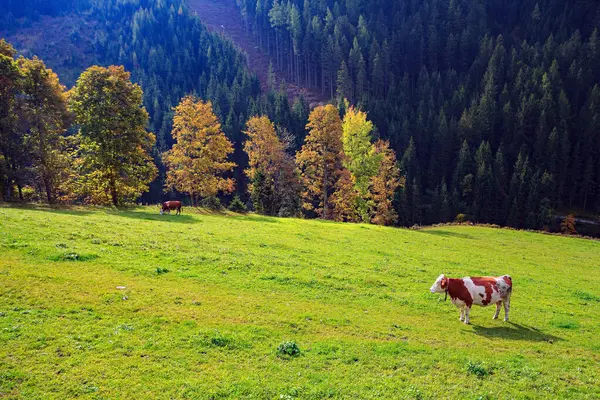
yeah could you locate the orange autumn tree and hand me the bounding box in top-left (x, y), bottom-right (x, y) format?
top-left (331, 167), bottom-right (361, 222)
top-left (371, 140), bottom-right (403, 225)
top-left (244, 116), bottom-right (285, 179)
top-left (164, 96), bottom-right (236, 204)
top-left (243, 115), bottom-right (300, 216)
top-left (295, 104), bottom-right (344, 219)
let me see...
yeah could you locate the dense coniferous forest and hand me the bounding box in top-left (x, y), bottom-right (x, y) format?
top-left (2, 0), bottom-right (600, 233)
top-left (0, 0), bottom-right (91, 24)
top-left (235, 0), bottom-right (600, 228)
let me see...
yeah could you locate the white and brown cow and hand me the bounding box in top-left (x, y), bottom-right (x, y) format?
top-left (430, 274), bottom-right (512, 324)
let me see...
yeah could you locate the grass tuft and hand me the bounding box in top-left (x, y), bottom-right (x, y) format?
top-left (574, 290), bottom-right (600, 302)
top-left (49, 252), bottom-right (99, 261)
top-left (551, 319), bottom-right (580, 329)
top-left (277, 341), bottom-right (301, 358)
top-left (467, 361), bottom-right (491, 378)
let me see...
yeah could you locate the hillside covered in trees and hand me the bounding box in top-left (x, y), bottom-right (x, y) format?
top-left (2, 0), bottom-right (600, 233)
top-left (233, 0), bottom-right (600, 227)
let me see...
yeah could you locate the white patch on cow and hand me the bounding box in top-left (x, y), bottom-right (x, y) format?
top-left (493, 302), bottom-right (502, 319)
top-left (463, 278), bottom-right (503, 307)
top-left (429, 274), bottom-right (445, 294)
top-left (495, 276), bottom-right (511, 297)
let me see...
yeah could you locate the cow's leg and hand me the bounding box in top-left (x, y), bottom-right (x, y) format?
top-left (493, 301), bottom-right (502, 319)
top-left (503, 296), bottom-right (510, 322)
top-left (464, 306), bottom-right (471, 324)
top-left (459, 306), bottom-right (464, 322)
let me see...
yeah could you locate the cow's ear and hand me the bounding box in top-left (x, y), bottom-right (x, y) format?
top-left (441, 278), bottom-right (448, 289)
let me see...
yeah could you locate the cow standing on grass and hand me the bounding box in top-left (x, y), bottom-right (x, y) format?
top-left (160, 201), bottom-right (182, 215)
top-left (430, 274), bottom-right (512, 324)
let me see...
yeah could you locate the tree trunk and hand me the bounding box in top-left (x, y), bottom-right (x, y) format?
top-left (43, 175), bottom-right (53, 204)
top-left (18, 184), bottom-right (23, 201)
top-left (323, 165), bottom-right (328, 219)
top-left (275, 33), bottom-right (280, 69)
top-left (110, 175), bottom-right (118, 207)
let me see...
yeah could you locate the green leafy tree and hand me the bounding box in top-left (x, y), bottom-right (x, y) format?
top-left (341, 106), bottom-right (380, 221)
top-left (0, 40), bottom-right (23, 201)
top-left (17, 56), bottom-right (70, 203)
top-left (68, 66), bottom-right (157, 206)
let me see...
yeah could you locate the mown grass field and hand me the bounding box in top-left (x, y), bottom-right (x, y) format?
top-left (1, 205), bottom-right (599, 399)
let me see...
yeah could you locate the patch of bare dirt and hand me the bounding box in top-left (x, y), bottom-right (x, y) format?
top-left (187, 0), bottom-right (327, 108)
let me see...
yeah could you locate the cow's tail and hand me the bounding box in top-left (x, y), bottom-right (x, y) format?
top-left (505, 275), bottom-right (513, 294)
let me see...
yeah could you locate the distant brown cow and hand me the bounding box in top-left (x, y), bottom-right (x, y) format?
top-left (160, 201), bottom-right (182, 215)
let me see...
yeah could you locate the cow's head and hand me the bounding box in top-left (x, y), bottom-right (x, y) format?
top-left (430, 274), bottom-right (448, 293)
top-left (159, 203), bottom-right (165, 215)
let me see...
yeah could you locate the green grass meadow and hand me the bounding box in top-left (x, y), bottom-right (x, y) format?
top-left (1, 205), bottom-right (599, 399)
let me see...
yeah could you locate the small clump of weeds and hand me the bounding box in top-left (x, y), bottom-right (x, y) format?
top-left (155, 267), bottom-right (169, 275)
top-left (406, 385), bottom-right (423, 400)
top-left (552, 319), bottom-right (579, 329)
top-left (574, 290), bottom-right (600, 302)
top-left (209, 332), bottom-right (233, 348)
top-left (115, 324), bottom-right (134, 334)
top-left (277, 341), bottom-right (301, 358)
top-left (51, 253), bottom-right (99, 262)
top-left (467, 361), bottom-right (491, 378)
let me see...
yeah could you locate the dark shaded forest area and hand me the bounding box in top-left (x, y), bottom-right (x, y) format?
top-left (234, 0), bottom-right (600, 228)
top-left (2, 0), bottom-right (600, 233)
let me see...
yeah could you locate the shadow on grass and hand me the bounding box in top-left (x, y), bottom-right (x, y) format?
top-left (415, 229), bottom-right (475, 239)
top-left (0, 203), bottom-right (94, 216)
top-left (118, 210), bottom-right (197, 223)
top-left (1, 203), bottom-right (197, 223)
top-left (471, 322), bottom-right (563, 343)
top-left (233, 214), bottom-right (280, 224)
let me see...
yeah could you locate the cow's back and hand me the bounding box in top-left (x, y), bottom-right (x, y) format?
top-left (463, 276), bottom-right (511, 307)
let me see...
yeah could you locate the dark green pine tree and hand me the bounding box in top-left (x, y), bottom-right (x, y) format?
top-left (336, 60), bottom-right (353, 104)
top-left (251, 170), bottom-right (275, 215)
top-left (474, 141), bottom-right (494, 222)
top-left (440, 179), bottom-right (452, 223)
top-left (493, 146), bottom-right (508, 224)
top-left (452, 140), bottom-right (473, 215)
top-left (411, 178), bottom-right (422, 226)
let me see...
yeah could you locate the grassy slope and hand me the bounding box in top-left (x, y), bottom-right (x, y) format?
top-left (0, 206), bottom-right (599, 399)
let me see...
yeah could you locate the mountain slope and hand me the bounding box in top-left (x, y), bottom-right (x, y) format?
top-left (188, 0), bottom-right (326, 107)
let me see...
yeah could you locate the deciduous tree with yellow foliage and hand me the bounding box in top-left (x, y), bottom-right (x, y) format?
top-left (244, 116), bottom-right (285, 180)
top-left (371, 140), bottom-right (403, 226)
top-left (295, 104), bottom-right (344, 219)
top-left (243, 115), bottom-right (301, 216)
top-left (331, 168), bottom-right (361, 222)
top-left (341, 106), bottom-right (381, 221)
top-left (164, 96), bottom-right (236, 204)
